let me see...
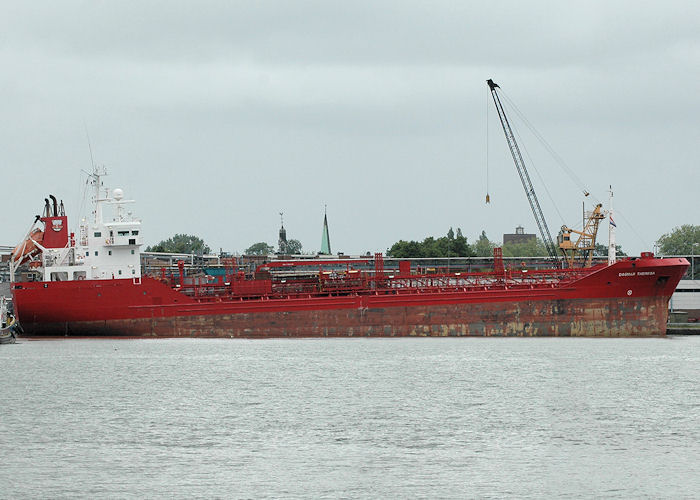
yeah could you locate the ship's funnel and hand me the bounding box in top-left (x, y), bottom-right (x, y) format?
top-left (49, 195), bottom-right (58, 216)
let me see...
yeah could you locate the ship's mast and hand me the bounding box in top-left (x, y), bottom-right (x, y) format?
top-left (608, 186), bottom-right (616, 265)
top-left (89, 165), bottom-right (108, 225)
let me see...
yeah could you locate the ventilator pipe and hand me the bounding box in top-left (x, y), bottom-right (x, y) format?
top-left (49, 195), bottom-right (58, 217)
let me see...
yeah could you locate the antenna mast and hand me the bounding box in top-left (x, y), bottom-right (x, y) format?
top-left (608, 186), bottom-right (616, 265)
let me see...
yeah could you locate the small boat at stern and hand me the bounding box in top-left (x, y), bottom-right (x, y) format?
top-left (1, 297), bottom-right (18, 344)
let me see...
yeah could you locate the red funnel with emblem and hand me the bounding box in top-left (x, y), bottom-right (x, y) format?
top-left (41, 216), bottom-right (68, 248)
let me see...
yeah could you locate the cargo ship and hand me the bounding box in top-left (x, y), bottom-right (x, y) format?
top-left (9, 80), bottom-right (691, 337)
top-left (8, 167), bottom-right (689, 337)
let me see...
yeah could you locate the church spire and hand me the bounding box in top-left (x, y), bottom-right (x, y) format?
top-left (278, 212), bottom-right (287, 254)
top-left (320, 205), bottom-right (331, 255)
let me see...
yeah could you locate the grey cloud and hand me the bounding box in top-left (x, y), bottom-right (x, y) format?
top-left (1, 1), bottom-right (699, 255)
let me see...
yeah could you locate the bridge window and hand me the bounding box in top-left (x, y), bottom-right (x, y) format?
top-left (132, 230), bottom-right (139, 235)
top-left (118, 230), bottom-right (129, 236)
top-left (94, 232), bottom-right (101, 237)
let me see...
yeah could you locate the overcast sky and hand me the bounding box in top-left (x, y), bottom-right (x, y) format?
top-left (2, 1), bottom-right (698, 255)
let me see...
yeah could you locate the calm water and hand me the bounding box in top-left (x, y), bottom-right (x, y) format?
top-left (1, 337), bottom-right (698, 499)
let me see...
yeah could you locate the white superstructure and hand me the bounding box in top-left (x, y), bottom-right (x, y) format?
top-left (11, 167), bottom-right (143, 282)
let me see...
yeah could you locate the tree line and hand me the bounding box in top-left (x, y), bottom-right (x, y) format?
top-left (388, 225), bottom-right (700, 259)
top-left (144, 225), bottom-right (699, 259)
top-left (244, 240), bottom-right (303, 255)
top-left (387, 228), bottom-right (553, 258)
top-left (145, 235), bottom-right (303, 256)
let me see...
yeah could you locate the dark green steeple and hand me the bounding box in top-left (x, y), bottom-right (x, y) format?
top-left (320, 206), bottom-right (331, 255)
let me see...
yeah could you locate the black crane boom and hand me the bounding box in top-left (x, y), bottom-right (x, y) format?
top-left (487, 79), bottom-right (559, 261)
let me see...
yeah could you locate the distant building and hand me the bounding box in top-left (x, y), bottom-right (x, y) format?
top-left (320, 207), bottom-right (332, 255)
top-left (670, 279), bottom-right (700, 321)
top-left (503, 226), bottom-right (535, 246)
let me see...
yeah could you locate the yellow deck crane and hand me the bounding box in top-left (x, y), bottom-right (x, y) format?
top-left (557, 204), bottom-right (605, 268)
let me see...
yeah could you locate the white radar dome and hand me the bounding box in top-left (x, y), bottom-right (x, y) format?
top-left (112, 188), bottom-right (124, 200)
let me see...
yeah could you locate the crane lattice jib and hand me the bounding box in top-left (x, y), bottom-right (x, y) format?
top-left (487, 79), bottom-right (559, 261)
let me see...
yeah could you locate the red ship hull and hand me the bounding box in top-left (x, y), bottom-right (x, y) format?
top-left (12, 257), bottom-right (689, 337)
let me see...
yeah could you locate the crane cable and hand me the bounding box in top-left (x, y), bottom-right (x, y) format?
top-left (499, 89), bottom-right (649, 249)
top-left (501, 89), bottom-right (649, 247)
top-left (613, 206), bottom-right (650, 250)
top-left (487, 85), bottom-right (566, 226)
top-left (499, 90), bottom-right (591, 199)
top-left (510, 116), bottom-right (567, 227)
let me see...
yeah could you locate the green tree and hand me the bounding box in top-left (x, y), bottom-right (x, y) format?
top-left (422, 236), bottom-right (444, 258)
top-left (387, 229), bottom-right (473, 258)
top-left (387, 240), bottom-right (424, 258)
top-left (287, 239), bottom-right (303, 255)
top-left (502, 238), bottom-right (548, 257)
top-left (448, 228), bottom-right (472, 257)
top-left (657, 224), bottom-right (700, 255)
top-left (146, 234), bottom-right (211, 254)
top-left (245, 242), bottom-right (274, 255)
top-left (474, 230), bottom-right (496, 257)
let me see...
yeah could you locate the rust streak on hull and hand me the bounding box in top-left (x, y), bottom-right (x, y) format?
top-left (12, 256), bottom-right (688, 338)
top-left (25, 296), bottom-right (669, 338)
